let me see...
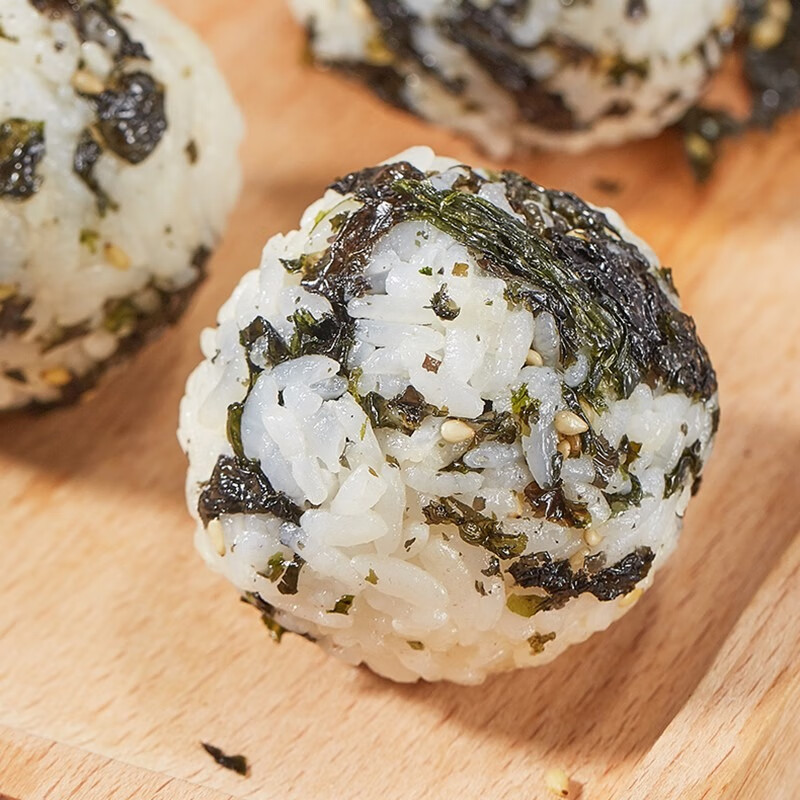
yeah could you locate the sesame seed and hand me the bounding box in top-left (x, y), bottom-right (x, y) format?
top-left (104, 243), bottom-right (131, 271)
top-left (566, 434), bottom-right (582, 455)
top-left (71, 69), bottom-right (105, 95)
top-left (751, 16), bottom-right (787, 50)
top-left (554, 410), bottom-right (589, 436)
top-left (206, 520), bottom-right (226, 557)
top-left (440, 419), bottom-right (475, 444)
top-left (556, 440), bottom-right (571, 459)
top-left (619, 587), bottom-right (644, 608)
top-left (584, 529), bottom-right (603, 547)
top-left (544, 767), bottom-right (570, 797)
top-left (40, 367), bottom-right (72, 387)
top-left (686, 133), bottom-right (714, 162)
top-left (525, 349), bottom-right (544, 367)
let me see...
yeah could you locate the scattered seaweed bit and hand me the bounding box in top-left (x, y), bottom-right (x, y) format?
top-left (197, 455), bottom-right (303, 527)
top-left (507, 547), bottom-right (655, 613)
top-left (681, 106), bottom-right (742, 182)
top-left (423, 495), bottom-right (527, 559)
top-left (201, 742), bottom-right (250, 777)
top-left (0, 118), bottom-right (46, 199)
top-left (681, 0), bottom-right (800, 180)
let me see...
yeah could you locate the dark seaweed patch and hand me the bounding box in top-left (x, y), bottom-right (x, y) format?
top-left (681, 107), bottom-right (742, 182)
top-left (663, 440), bottom-right (704, 498)
top-left (428, 283), bottom-right (460, 320)
top-left (744, 0), bottom-right (800, 126)
top-left (82, 71), bottom-right (167, 164)
top-left (197, 455), bottom-right (303, 528)
top-left (0, 294), bottom-right (33, 335)
top-left (523, 480), bottom-right (591, 529)
top-left (604, 474), bottom-right (645, 515)
top-left (328, 594), bottom-right (355, 614)
top-left (0, 119), bottom-right (45, 200)
top-left (360, 385), bottom-right (439, 435)
top-left (423, 495), bottom-right (527, 559)
top-left (507, 546), bottom-right (655, 613)
top-left (73, 129), bottom-right (117, 214)
top-left (200, 742), bottom-right (249, 777)
top-left (241, 592), bottom-right (287, 642)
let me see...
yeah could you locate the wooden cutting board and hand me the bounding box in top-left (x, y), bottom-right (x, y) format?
top-left (1, 3), bottom-right (799, 798)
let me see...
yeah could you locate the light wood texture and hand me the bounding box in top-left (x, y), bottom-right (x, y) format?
top-left (1, 3), bottom-right (799, 798)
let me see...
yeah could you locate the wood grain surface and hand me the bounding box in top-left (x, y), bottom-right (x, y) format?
top-left (1, 3), bottom-right (799, 798)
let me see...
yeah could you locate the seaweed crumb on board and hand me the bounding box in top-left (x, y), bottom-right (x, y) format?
top-left (201, 742), bottom-right (250, 777)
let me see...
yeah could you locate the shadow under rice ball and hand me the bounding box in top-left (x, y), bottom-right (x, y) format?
top-left (0, 0), bottom-right (243, 410)
top-left (179, 147), bottom-right (718, 684)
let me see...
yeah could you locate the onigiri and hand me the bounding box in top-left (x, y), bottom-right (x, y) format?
top-left (291, 0), bottom-right (737, 157)
top-left (0, 0), bottom-right (243, 410)
top-left (179, 147), bottom-right (719, 684)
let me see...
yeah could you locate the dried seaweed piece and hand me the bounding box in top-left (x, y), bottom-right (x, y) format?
top-left (663, 439), bottom-right (704, 498)
top-left (524, 480), bottom-right (591, 529)
top-left (200, 742), bottom-right (249, 777)
top-left (681, 107), bottom-right (742, 183)
top-left (241, 592), bottom-right (287, 642)
top-left (360, 385), bottom-right (439, 435)
top-left (73, 129), bottom-right (117, 214)
top-left (508, 546), bottom-right (655, 613)
top-left (197, 455), bottom-right (303, 527)
top-left (82, 71), bottom-right (167, 164)
top-left (0, 294), bottom-right (33, 334)
top-left (0, 118), bottom-right (45, 200)
top-left (428, 283), bottom-right (461, 320)
top-left (423, 495), bottom-right (528, 559)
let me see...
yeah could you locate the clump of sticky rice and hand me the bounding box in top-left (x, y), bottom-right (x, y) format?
top-left (0, 0), bottom-right (243, 410)
top-left (179, 146), bottom-right (719, 684)
top-left (290, 0), bottom-right (736, 157)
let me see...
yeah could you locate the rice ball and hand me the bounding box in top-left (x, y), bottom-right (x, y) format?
top-left (291, 0), bottom-right (736, 157)
top-left (0, 0), bottom-right (243, 410)
top-left (179, 146), bottom-right (719, 684)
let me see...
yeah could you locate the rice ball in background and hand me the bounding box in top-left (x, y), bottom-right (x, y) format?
top-left (0, 0), bottom-right (243, 410)
top-left (179, 147), bottom-right (718, 685)
top-left (291, 0), bottom-right (737, 157)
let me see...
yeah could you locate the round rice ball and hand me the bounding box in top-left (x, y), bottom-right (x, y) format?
top-left (291, 0), bottom-right (736, 157)
top-left (179, 147), bottom-right (719, 684)
top-left (0, 0), bottom-right (243, 410)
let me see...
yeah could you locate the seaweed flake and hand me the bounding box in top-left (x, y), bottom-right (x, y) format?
top-left (200, 742), bottom-right (250, 777)
top-left (604, 473), bottom-right (645, 515)
top-left (197, 455), bottom-right (303, 527)
top-left (0, 118), bottom-right (46, 200)
top-left (663, 440), bottom-right (704, 498)
top-left (360, 385), bottom-right (439, 435)
top-left (507, 546), bottom-right (655, 613)
top-left (423, 495), bottom-right (527, 559)
top-left (523, 480), bottom-right (591, 528)
top-left (241, 592), bottom-right (287, 642)
top-left (81, 71), bottom-right (167, 164)
top-left (0, 294), bottom-right (33, 334)
top-left (73, 129), bottom-right (117, 214)
top-left (429, 283), bottom-right (461, 320)
top-left (328, 594), bottom-right (355, 614)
